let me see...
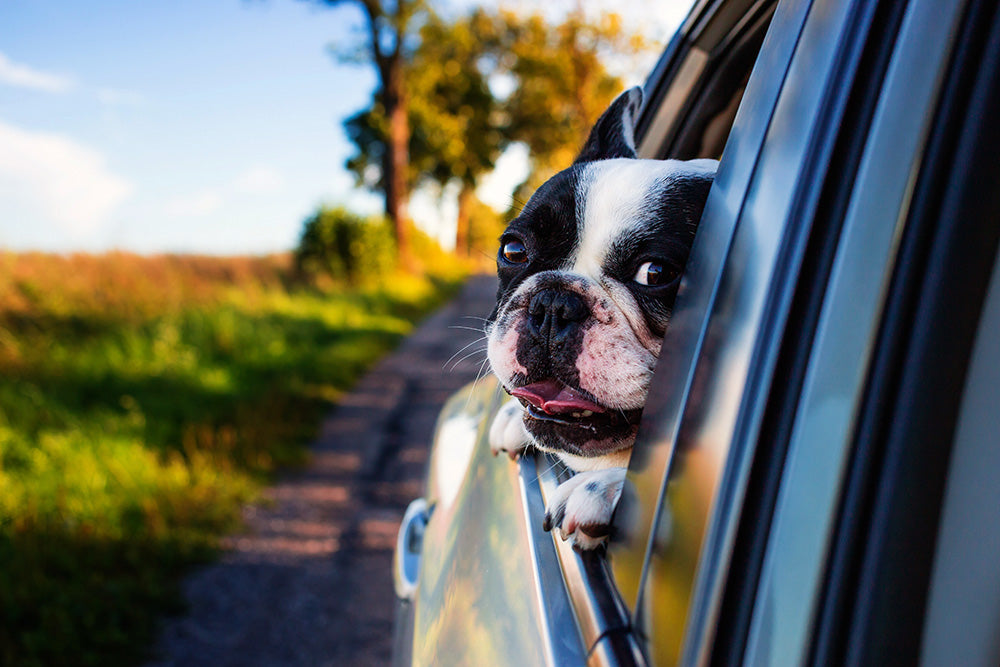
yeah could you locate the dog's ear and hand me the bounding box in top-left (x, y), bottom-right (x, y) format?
top-left (574, 86), bottom-right (643, 164)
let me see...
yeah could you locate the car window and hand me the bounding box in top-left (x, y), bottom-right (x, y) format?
top-left (739, 0), bottom-right (972, 662)
top-left (608, 0), bottom-right (967, 663)
top-left (920, 256), bottom-right (1000, 666)
top-left (504, 2), bottom-right (781, 660)
top-left (610, 0), bottom-right (783, 622)
top-left (607, 1), bottom-right (813, 662)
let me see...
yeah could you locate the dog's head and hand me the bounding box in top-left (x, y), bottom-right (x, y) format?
top-left (486, 87), bottom-right (717, 465)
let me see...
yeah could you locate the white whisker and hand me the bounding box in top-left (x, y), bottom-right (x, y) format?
top-left (463, 356), bottom-right (494, 413)
top-left (447, 347), bottom-right (488, 372)
top-left (443, 336), bottom-right (488, 369)
top-left (530, 453), bottom-right (569, 484)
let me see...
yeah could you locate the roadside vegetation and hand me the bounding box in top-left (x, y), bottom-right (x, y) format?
top-left (0, 243), bottom-right (466, 666)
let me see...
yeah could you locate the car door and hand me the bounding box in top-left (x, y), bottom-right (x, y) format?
top-left (605, 0), bottom-right (999, 664)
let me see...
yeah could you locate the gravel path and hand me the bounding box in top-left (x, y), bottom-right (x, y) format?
top-left (146, 274), bottom-right (498, 667)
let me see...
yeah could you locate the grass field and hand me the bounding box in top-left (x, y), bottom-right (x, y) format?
top-left (0, 251), bottom-right (466, 666)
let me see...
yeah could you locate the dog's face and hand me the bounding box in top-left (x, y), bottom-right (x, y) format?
top-left (486, 87), bottom-right (716, 464)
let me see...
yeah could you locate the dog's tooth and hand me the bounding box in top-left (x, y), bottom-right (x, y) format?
top-left (581, 410), bottom-right (593, 417)
top-left (572, 412), bottom-right (582, 418)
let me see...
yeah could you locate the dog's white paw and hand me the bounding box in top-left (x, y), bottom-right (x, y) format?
top-left (489, 398), bottom-right (531, 460)
top-left (543, 467), bottom-right (626, 550)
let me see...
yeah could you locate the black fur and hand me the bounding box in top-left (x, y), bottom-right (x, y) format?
top-left (493, 166), bottom-right (584, 319)
top-left (574, 86), bottom-right (642, 164)
top-left (602, 173), bottom-right (714, 336)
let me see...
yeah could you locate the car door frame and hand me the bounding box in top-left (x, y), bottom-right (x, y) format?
top-left (607, 0), bottom-right (995, 664)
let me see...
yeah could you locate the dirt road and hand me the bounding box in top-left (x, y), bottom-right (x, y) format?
top-left (147, 274), bottom-right (498, 667)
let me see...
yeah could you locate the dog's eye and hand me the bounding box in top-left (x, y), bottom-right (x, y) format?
top-left (501, 239), bottom-right (528, 264)
top-left (634, 261), bottom-right (678, 286)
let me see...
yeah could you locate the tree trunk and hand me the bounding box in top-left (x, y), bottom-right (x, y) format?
top-left (455, 183), bottom-right (475, 258)
top-left (381, 60), bottom-right (414, 271)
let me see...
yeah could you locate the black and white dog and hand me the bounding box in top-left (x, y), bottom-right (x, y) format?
top-left (486, 87), bottom-right (716, 549)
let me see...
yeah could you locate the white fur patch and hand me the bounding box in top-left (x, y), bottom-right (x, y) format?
top-left (489, 398), bottom-right (531, 458)
top-left (545, 467), bottom-right (627, 549)
top-left (486, 315), bottom-right (528, 381)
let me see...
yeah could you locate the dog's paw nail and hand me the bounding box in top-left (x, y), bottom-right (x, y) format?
top-left (542, 514), bottom-right (553, 532)
top-left (578, 522), bottom-right (611, 539)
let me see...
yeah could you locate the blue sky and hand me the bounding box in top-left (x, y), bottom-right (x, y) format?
top-left (0, 1), bottom-right (688, 255)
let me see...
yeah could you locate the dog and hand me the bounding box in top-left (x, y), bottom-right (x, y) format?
top-left (486, 86), bottom-right (717, 550)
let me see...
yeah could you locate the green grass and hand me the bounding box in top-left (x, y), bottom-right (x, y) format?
top-left (0, 252), bottom-right (467, 666)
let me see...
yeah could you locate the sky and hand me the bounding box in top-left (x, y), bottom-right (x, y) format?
top-left (0, 1), bottom-right (691, 255)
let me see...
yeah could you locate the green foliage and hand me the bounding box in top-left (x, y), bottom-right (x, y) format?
top-left (407, 10), bottom-right (507, 190)
top-left (295, 207), bottom-right (397, 285)
top-left (342, 8), bottom-right (508, 196)
top-left (295, 206), bottom-right (469, 282)
top-left (340, 7), bottom-right (650, 244)
top-left (0, 252), bottom-right (465, 666)
top-left (495, 10), bottom-right (635, 173)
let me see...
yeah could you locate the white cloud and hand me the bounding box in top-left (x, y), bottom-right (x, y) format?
top-left (0, 51), bottom-right (75, 93)
top-left (164, 165), bottom-right (287, 220)
top-left (96, 87), bottom-right (145, 106)
top-left (165, 191), bottom-right (224, 218)
top-left (0, 119), bottom-right (132, 236)
top-left (0, 51), bottom-right (145, 106)
top-left (231, 165), bottom-right (286, 194)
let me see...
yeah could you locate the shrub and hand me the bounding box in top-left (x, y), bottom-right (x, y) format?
top-left (294, 207), bottom-right (397, 285)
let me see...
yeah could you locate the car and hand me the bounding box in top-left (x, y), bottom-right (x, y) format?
top-left (392, 0), bottom-right (1000, 663)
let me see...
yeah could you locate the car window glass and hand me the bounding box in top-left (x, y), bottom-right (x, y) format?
top-left (920, 255), bottom-right (1000, 666)
top-left (607, 0), bottom-right (790, 644)
top-left (612, 0), bottom-right (900, 663)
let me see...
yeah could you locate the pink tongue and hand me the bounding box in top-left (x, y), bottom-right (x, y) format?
top-left (511, 380), bottom-right (606, 415)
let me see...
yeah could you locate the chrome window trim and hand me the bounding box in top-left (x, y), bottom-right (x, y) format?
top-left (741, 0), bottom-right (969, 663)
top-left (535, 459), bottom-right (632, 654)
top-left (516, 455), bottom-right (591, 667)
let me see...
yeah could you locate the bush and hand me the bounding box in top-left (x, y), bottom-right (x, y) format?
top-left (295, 207), bottom-right (397, 285)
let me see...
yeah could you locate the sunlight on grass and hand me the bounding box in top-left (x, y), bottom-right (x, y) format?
top-left (0, 251), bottom-right (467, 666)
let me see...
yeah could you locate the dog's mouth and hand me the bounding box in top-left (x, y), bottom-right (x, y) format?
top-left (510, 379), bottom-right (640, 434)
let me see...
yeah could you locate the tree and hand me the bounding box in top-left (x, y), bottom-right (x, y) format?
top-left (335, 5), bottom-right (650, 256)
top-left (406, 10), bottom-right (507, 256)
top-left (309, 0), bottom-right (427, 269)
top-left (341, 9), bottom-right (506, 257)
top-left (493, 9), bottom-right (649, 202)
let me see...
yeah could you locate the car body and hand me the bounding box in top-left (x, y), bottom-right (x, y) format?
top-left (393, 0), bottom-right (1000, 664)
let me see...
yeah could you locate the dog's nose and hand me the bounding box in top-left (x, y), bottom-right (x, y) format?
top-left (527, 289), bottom-right (589, 343)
